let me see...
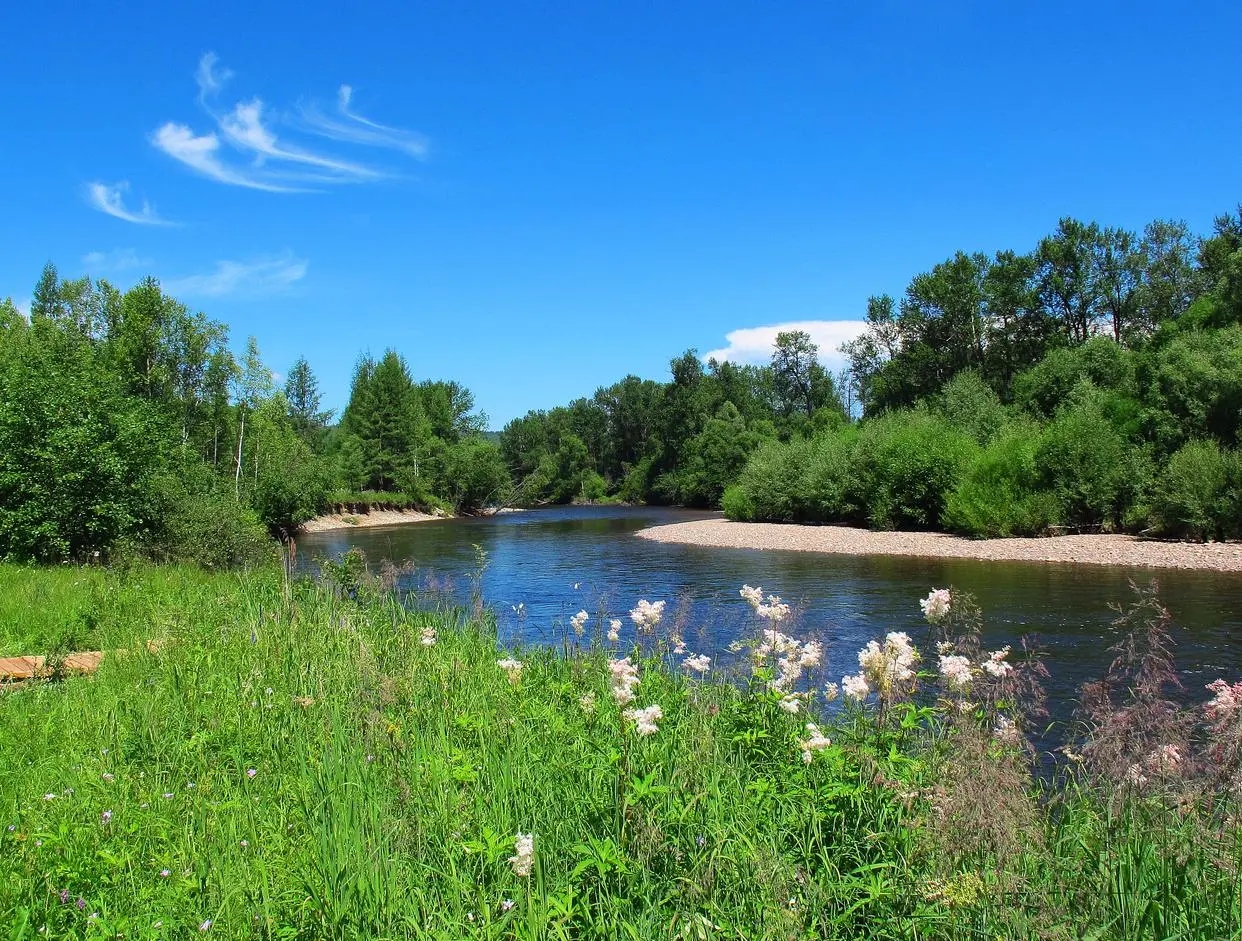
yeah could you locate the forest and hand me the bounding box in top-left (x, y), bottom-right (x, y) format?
top-left (500, 209), bottom-right (1242, 540)
top-left (0, 266), bottom-right (507, 566)
top-left (3, 206), bottom-right (1241, 565)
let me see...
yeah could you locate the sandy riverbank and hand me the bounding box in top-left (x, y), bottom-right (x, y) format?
top-left (636, 519), bottom-right (1242, 572)
top-left (298, 509), bottom-right (446, 533)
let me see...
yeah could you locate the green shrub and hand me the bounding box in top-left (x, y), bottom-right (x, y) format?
top-left (722, 437), bottom-right (815, 522)
top-left (1034, 385), bottom-right (1149, 529)
top-left (1139, 325), bottom-right (1242, 454)
top-left (1012, 336), bottom-right (1138, 419)
top-left (944, 422), bottom-right (1061, 536)
top-left (1147, 440), bottom-right (1241, 540)
top-left (150, 474), bottom-right (273, 569)
top-left (804, 428), bottom-right (861, 523)
top-left (0, 323), bottom-right (169, 562)
top-left (849, 410), bottom-right (980, 530)
top-left (937, 371), bottom-right (1008, 444)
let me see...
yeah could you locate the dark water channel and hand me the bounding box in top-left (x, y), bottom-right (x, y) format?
top-left (297, 506), bottom-right (1242, 730)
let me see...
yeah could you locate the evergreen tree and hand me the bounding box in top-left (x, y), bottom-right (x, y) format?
top-left (285, 356), bottom-right (332, 441)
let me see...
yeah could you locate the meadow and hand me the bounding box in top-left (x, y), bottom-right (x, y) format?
top-left (1, 558), bottom-right (1240, 939)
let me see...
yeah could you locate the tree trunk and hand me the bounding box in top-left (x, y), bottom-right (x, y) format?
top-left (234, 410), bottom-right (245, 500)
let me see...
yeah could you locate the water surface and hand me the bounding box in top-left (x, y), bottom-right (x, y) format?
top-left (297, 506), bottom-right (1242, 725)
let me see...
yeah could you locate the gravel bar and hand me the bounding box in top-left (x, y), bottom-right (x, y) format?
top-left (298, 509), bottom-right (443, 533)
top-left (636, 519), bottom-right (1242, 572)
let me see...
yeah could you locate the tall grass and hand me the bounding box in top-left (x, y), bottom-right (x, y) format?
top-left (1, 564), bottom-right (1239, 938)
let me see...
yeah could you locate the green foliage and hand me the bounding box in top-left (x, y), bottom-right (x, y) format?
top-left (149, 471), bottom-right (273, 570)
top-left (944, 422), bottom-right (1061, 536)
top-left (1139, 325), bottom-right (1242, 454)
top-left (936, 370), bottom-right (1007, 444)
top-left (849, 410), bottom-right (981, 530)
top-left (721, 437), bottom-right (815, 522)
top-left (1034, 385), bottom-right (1150, 528)
top-left (1147, 440), bottom-right (1242, 540)
top-left (426, 436), bottom-right (513, 513)
top-left (3, 569), bottom-right (1241, 937)
top-left (1012, 336), bottom-right (1138, 419)
top-left (0, 320), bottom-right (168, 562)
top-left (340, 351), bottom-right (431, 493)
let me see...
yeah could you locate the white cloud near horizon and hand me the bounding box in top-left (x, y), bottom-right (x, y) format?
top-left (85, 181), bottom-right (172, 225)
top-left (162, 255), bottom-right (308, 298)
top-left (703, 319), bottom-right (869, 374)
top-left (152, 53), bottom-right (425, 191)
top-left (82, 248), bottom-right (154, 273)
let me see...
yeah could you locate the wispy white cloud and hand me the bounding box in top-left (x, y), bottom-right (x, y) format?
top-left (85, 181), bottom-right (172, 225)
top-left (220, 99), bottom-right (380, 179)
top-left (162, 255), bottom-right (308, 298)
top-left (153, 53), bottom-right (424, 192)
top-left (151, 123), bottom-right (303, 192)
top-left (195, 51), bottom-right (232, 103)
top-left (297, 84), bottom-right (430, 159)
top-left (82, 248), bottom-right (153, 273)
top-left (703, 319), bottom-right (869, 374)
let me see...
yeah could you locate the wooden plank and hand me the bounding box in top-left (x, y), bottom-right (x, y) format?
top-left (0, 651), bottom-right (105, 682)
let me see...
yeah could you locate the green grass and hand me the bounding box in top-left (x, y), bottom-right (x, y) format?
top-left (1, 565), bottom-right (1240, 939)
top-left (0, 564), bottom-right (240, 658)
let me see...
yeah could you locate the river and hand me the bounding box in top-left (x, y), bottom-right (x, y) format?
top-left (296, 505), bottom-right (1242, 727)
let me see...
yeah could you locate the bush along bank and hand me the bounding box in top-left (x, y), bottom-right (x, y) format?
top-left (1, 564), bottom-right (1241, 938)
top-left (724, 366), bottom-right (1242, 540)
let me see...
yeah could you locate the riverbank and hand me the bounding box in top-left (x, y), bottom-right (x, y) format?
top-left (298, 507), bottom-right (447, 533)
top-left (636, 518), bottom-right (1242, 572)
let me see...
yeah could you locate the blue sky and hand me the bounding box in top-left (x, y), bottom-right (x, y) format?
top-left (3, 1), bottom-right (1240, 428)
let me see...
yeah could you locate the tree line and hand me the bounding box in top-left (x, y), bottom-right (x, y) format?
top-left (0, 265), bottom-right (507, 565)
top-left (730, 209), bottom-right (1242, 539)
top-left (500, 207), bottom-right (1242, 541)
top-left (3, 204), bottom-right (1239, 565)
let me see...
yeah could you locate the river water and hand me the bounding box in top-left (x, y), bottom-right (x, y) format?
top-left (296, 506), bottom-right (1242, 726)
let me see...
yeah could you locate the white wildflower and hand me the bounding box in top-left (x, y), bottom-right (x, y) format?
top-left (739, 584), bottom-right (764, 608)
top-left (629, 599), bottom-right (666, 633)
top-left (823, 682), bottom-right (839, 703)
top-left (420, 626), bottom-right (437, 647)
top-left (798, 641), bottom-right (823, 669)
top-left (919, 588), bottom-right (951, 623)
top-left (570, 610), bottom-right (589, 636)
top-left (856, 631), bottom-right (919, 698)
top-left (778, 695), bottom-right (802, 714)
top-left (496, 658), bottom-right (523, 684)
top-left (623, 703), bottom-right (664, 736)
top-left (607, 618), bottom-right (621, 642)
top-left (842, 673), bottom-right (870, 701)
top-left (981, 647), bottom-right (1012, 679)
top-left (608, 657), bottom-right (641, 705)
top-left (938, 654), bottom-right (973, 692)
top-left (579, 691), bottom-right (597, 713)
top-left (509, 832), bottom-right (534, 877)
top-left (799, 723), bottom-right (832, 764)
top-left (682, 653), bottom-right (711, 674)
